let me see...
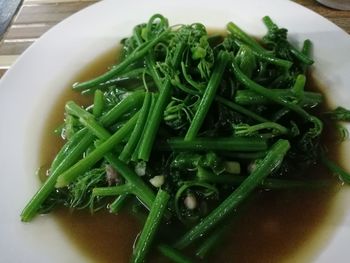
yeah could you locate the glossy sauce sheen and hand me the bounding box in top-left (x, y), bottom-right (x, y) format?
top-left (40, 47), bottom-right (341, 263)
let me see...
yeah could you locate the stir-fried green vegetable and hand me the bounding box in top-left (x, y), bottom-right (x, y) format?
top-left (21, 14), bottom-right (350, 262)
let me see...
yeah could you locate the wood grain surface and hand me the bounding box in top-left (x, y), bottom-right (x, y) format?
top-left (0, 0), bottom-right (349, 78)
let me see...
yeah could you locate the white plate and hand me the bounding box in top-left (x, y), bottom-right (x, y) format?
top-left (0, 0), bottom-right (350, 262)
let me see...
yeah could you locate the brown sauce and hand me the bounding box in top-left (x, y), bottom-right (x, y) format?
top-left (40, 47), bottom-right (343, 263)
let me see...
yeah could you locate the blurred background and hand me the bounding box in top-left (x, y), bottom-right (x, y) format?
top-left (0, 0), bottom-right (349, 78)
top-left (0, 0), bottom-right (22, 37)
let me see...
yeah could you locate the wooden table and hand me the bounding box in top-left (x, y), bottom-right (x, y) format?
top-left (0, 0), bottom-right (349, 78)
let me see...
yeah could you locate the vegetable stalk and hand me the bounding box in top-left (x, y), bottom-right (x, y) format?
top-left (131, 189), bottom-right (170, 263)
top-left (175, 139), bottom-right (290, 249)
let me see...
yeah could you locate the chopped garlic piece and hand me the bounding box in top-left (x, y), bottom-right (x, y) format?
top-left (135, 161), bottom-right (146, 176)
top-left (149, 175), bottom-right (165, 188)
top-left (184, 194), bottom-right (197, 210)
